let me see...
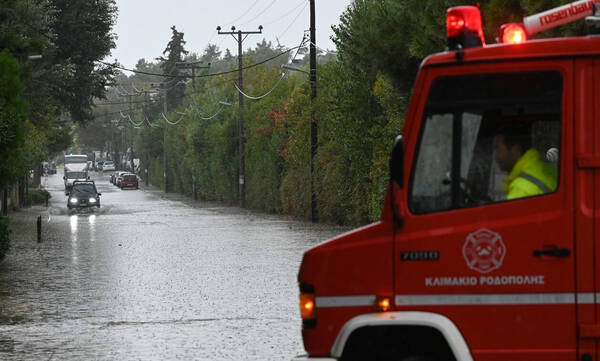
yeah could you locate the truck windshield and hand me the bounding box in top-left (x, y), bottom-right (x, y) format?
top-left (65, 155), bottom-right (88, 163)
top-left (66, 172), bottom-right (87, 179)
top-left (409, 71), bottom-right (562, 214)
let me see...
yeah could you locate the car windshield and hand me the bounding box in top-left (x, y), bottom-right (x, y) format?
top-left (71, 184), bottom-right (96, 196)
top-left (124, 175), bottom-right (136, 180)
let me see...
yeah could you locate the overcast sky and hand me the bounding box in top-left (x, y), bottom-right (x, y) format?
top-left (108, 0), bottom-right (353, 70)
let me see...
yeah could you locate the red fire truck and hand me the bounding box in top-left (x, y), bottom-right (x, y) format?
top-left (297, 1), bottom-right (600, 360)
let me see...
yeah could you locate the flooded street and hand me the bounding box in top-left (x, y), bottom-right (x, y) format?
top-left (0, 171), bottom-right (345, 360)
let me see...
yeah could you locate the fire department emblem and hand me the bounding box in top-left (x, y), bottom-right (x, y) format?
top-left (462, 229), bottom-right (506, 274)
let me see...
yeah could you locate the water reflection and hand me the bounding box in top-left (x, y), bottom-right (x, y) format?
top-left (69, 215), bottom-right (78, 234)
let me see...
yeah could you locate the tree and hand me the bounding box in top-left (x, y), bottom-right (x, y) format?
top-left (201, 44), bottom-right (221, 64)
top-left (0, 51), bottom-right (28, 189)
top-left (50, 0), bottom-right (118, 123)
top-left (157, 26), bottom-right (188, 110)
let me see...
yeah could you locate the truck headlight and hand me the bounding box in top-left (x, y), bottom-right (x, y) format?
top-left (69, 198), bottom-right (78, 204)
top-left (88, 198), bottom-right (97, 203)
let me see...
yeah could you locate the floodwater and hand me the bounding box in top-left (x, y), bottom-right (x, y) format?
top-left (0, 171), bottom-right (346, 360)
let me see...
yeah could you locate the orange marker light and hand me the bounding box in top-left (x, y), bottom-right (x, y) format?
top-left (300, 293), bottom-right (316, 319)
top-left (375, 296), bottom-right (392, 312)
top-left (500, 23), bottom-right (527, 44)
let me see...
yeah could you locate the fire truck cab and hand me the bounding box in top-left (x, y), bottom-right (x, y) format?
top-left (297, 2), bottom-right (600, 361)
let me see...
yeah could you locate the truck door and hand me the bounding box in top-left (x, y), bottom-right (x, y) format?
top-left (576, 57), bottom-right (600, 361)
top-left (395, 60), bottom-right (576, 361)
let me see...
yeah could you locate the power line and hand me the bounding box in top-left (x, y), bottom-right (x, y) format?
top-left (278, 2), bottom-right (308, 40)
top-left (234, 72), bottom-right (286, 100)
top-left (161, 112), bottom-right (186, 126)
top-left (239, 0), bottom-right (278, 27)
top-left (223, 0), bottom-right (261, 26)
top-left (95, 45), bottom-right (300, 79)
top-left (263, 0), bottom-right (306, 25)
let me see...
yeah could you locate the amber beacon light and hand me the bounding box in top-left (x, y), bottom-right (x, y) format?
top-left (500, 23), bottom-right (528, 44)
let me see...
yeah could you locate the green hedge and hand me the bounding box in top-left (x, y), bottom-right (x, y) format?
top-left (25, 188), bottom-right (50, 206)
top-left (0, 215), bottom-right (10, 262)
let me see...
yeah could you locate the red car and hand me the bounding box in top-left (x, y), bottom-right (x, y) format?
top-left (120, 173), bottom-right (138, 189)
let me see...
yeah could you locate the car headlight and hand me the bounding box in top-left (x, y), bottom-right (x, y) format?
top-left (89, 197), bottom-right (97, 203)
top-left (69, 198), bottom-right (78, 204)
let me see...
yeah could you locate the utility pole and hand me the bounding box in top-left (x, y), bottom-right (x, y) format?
top-left (128, 92), bottom-right (133, 172)
top-left (309, 0), bottom-right (318, 222)
top-left (175, 61), bottom-right (210, 90)
top-left (152, 82), bottom-right (169, 192)
top-left (144, 90), bottom-right (150, 186)
top-left (217, 25), bottom-right (263, 208)
top-left (162, 84), bottom-right (168, 193)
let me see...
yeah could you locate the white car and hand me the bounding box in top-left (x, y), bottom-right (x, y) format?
top-left (103, 161), bottom-right (115, 171)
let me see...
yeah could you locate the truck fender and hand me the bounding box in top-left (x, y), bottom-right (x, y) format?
top-left (330, 311), bottom-right (473, 361)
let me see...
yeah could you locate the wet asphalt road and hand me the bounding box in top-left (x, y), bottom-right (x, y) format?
top-left (0, 171), bottom-right (346, 360)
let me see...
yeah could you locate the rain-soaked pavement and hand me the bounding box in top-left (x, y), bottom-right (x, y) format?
top-left (0, 171), bottom-right (347, 360)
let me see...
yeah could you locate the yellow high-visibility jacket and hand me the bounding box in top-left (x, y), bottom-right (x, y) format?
top-left (503, 148), bottom-right (558, 200)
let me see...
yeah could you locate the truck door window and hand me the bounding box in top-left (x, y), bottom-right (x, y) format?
top-left (409, 71), bottom-right (562, 214)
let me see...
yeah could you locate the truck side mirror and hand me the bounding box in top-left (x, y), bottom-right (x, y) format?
top-left (389, 135), bottom-right (404, 188)
top-left (63, 176), bottom-right (66, 180)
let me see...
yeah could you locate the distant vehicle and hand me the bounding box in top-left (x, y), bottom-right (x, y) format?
top-left (63, 171), bottom-right (89, 194)
top-left (64, 154), bottom-right (88, 166)
top-left (48, 162), bottom-right (57, 174)
top-left (115, 171), bottom-right (128, 187)
top-left (64, 154), bottom-right (88, 192)
top-left (103, 161), bottom-right (115, 172)
top-left (120, 173), bottom-right (138, 189)
top-left (67, 180), bottom-right (101, 209)
top-left (110, 171), bottom-right (122, 184)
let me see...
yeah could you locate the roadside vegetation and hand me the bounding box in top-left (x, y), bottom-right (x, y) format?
top-left (24, 189), bottom-right (51, 207)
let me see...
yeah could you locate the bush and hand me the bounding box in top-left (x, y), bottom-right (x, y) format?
top-left (0, 215), bottom-right (10, 262)
top-left (25, 188), bottom-right (50, 206)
